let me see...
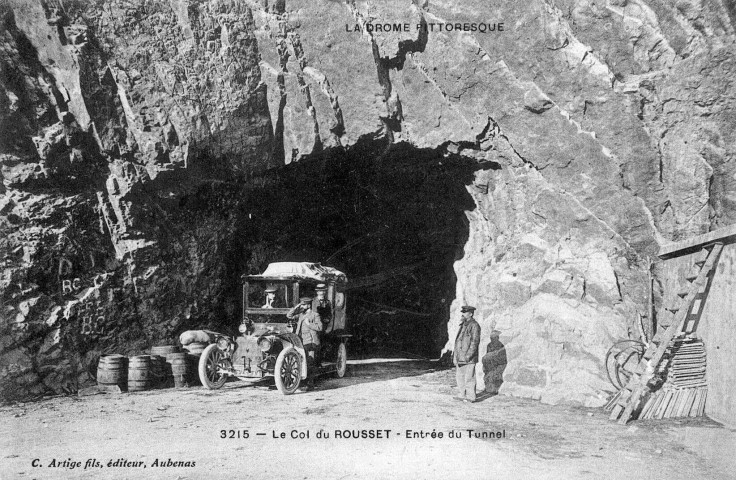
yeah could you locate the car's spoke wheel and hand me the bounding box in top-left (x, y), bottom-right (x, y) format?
top-left (336, 342), bottom-right (347, 378)
top-left (199, 344), bottom-right (228, 389)
top-left (275, 347), bottom-right (301, 395)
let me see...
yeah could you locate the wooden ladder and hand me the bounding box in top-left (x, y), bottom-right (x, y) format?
top-left (609, 242), bottom-right (723, 424)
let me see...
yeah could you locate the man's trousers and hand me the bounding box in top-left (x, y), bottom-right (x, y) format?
top-left (456, 363), bottom-right (477, 401)
top-left (303, 343), bottom-right (320, 387)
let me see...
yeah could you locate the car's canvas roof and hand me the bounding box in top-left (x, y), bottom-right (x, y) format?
top-left (247, 262), bottom-right (347, 283)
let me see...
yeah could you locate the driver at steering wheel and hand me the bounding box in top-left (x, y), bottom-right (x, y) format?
top-left (262, 286), bottom-right (278, 308)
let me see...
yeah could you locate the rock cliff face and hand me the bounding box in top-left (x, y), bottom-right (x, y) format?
top-left (1, 0), bottom-right (274, 398)
top-left (252, 0), bottom-right (736, 405)
top-left (2, 0), bottom-right (735, 404)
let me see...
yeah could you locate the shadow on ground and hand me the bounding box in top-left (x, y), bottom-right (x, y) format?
top-left (212, 359), bottom-right (449, 393)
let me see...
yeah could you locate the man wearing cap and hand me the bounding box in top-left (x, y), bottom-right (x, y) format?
top-left (287, 296), bottom-right (323, 391)
top-left (454, 305), bottom-right (481, 402)
top-left (312, 284), bottom-right (332, 327)
top-left (262, 286), bottom-right (279, 308)
top-left (312, 284), bottom-right (332, 367)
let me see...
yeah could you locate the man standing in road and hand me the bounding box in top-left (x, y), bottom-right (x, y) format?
top-left (454, 305), bottom-right (481, 403)
top-left (287, 296), bottom-right (323, 391)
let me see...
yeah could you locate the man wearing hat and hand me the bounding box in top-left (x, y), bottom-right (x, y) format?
top-left (312, 284), bottom-right (332, 367)
top-left (287, 296), bottom-right (323, 391)
top-left (454, 305), bottom-right (481, 402)
top-left (262, 286), bottom-right (279, 308)
top-left (312, 284), bottom-right (332, 327)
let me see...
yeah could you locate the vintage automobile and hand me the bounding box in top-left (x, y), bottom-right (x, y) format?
top-left (198, 262), bottom-right (350, 394)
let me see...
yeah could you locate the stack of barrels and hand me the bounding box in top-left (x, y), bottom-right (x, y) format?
top-left (96, 344), bottom-right (196, 392)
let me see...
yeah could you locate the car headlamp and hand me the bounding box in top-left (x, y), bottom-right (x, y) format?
top-left (217, 337), bottom-right (232, 351)
top-left (258, 337), bottom-right (273, 352)
top-left (238, 323), bottom-right (248, 334)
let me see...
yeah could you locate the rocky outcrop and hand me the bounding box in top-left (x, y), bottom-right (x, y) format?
top-left (2, 0), bottom-right (735, 405)
top-left (250, 0), bottom-right (735, 405)
top-left (1, 0), bottom-right (274, 400)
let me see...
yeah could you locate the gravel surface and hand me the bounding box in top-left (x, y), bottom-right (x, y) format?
top-left (1, 360), bottom-right (734, 479)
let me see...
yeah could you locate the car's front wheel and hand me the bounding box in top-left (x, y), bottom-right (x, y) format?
top-left (199, 344), bottom-right (228, 390)
top-left (274, 347), bottom-right (301, 395)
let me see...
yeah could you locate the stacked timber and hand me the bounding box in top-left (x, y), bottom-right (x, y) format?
top-left (639, 337), bottom-right (707, 419)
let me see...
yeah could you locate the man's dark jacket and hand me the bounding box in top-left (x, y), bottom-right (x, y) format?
top-left (287, 306), bottom-right (323, 345)
top-left (312, 298), bottom-right (332, 326)
top-left (454, 318), bottom-right (481, 366)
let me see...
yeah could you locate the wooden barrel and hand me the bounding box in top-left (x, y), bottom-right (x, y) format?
top-left (166, 352), bottom-right (189, 388)
top-left (149, 355), bottom-right (166, 388)
top-left (183, 342), bottom-right (207, 355)
top-left (159, 355), bottom-right (174, 388)
top-left (151, 345), bottom-right (180, 356)
top-left (128, 355), bottom-right (152, 392)
top-left (97, 354), bottom-right (127, 388)
top-left (187, 353), bottom-right (202, 386)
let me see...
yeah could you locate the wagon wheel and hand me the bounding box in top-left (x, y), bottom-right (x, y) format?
top-left (275, 347), bottom-right (301, 395)
top-left (605, 339), bottom-right (647, 390)
top-left (199, 344), bottom-right (228, 390)
top-left (335, 342), bottom-right (347, 378)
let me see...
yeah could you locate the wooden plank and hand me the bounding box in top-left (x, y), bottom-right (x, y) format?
top-left (689, 389), bottom-right (702, 417)
top-left (640, 393), bottom-right (656, 419)
top-left (649, 392), bottom-right (663, 418)
top-left (676, 390), bottom-right (691, 417)
top-left (675, 390), bottom-right (687, 417)
top-left (656, 390), bottom-right (674, 419)
top-left (665, 390), bottom-right (681, 418)
top-left (659, 224), bottom-right (736, 259)
top-left (645, 391), bottom-right (664, 419)
top-left (675, 390), bottom-right (689, 418)
top-left (605, 390), bottom-right (623, 411)
top-left (671, 390), bottom-right (684, 418)
top-left (617, 384), bottom-right (645, 424)
top-left (698, 389), bottom-right (708, 416)
top-left (683, 389), bottom-right (698, 417)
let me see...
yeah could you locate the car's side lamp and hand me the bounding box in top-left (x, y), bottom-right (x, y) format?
top-left (258, 337), bottom-right (273, 352)
top-left (238, 323), bottom-right (248, 334)
top-left (217, 337), bottom-right (232, 351)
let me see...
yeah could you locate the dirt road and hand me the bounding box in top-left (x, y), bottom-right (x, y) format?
top-left (1, 360), bottom-right (734, 479)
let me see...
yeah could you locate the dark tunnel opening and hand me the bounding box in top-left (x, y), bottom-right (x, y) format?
top-left (204, 140), bottom-right (495, 359)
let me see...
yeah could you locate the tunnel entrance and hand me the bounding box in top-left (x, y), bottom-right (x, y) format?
top-left (230, 140), bottom-right (490, 359)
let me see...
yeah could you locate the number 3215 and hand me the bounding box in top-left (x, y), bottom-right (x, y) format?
top-left (220, 430), bottom-right (249, 439)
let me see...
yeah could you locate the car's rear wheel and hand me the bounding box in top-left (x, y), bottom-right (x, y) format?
top-left (199, 344), bottom-right (228, 389)
top-left (335, 342), bottom-right (347, 378)
top-left (275, 347), bottom-right (301, 395)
